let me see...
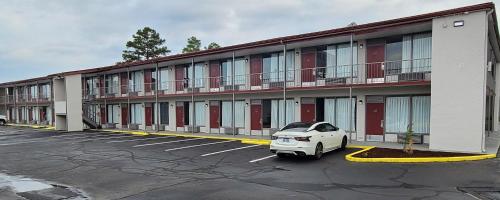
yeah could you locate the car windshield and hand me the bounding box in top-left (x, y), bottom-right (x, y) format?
top-left (280, 122), bottom-right (313, 132)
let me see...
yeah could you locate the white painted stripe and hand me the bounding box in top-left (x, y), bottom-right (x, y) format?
top-left (249, 155), bottom-right (276, 163)
top-left (164, 140), bottom-right (236, 152)
top-left (201, 145), bottom-right (261, 157)
top-left (107, 136), bottom-right (176, 143)
top-left (133, 138), bottom-right (205, 148)
top-left (72, 135), bottom-right (139, 142)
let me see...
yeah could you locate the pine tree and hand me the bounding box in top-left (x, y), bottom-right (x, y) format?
top-left (122, 27), bottom-right (170, 62)
top-left (182, 36), bottom-right (202, 53)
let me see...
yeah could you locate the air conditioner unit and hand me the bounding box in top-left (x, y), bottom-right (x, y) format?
top-left (186, 126), bottom-right (200, 133)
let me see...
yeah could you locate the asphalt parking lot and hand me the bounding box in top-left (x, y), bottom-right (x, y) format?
top-left (0, 126), bottom-right (499, 200)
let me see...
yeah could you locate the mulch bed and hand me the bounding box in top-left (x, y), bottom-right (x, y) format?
top-left (353, 147), bottom-right (481, 158)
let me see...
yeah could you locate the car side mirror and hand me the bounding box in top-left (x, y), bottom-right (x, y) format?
top-left (333, 127), bottom-right (339, 131)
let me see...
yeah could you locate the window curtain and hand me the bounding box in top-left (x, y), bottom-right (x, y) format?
top-left (271, 54), bottom-right (280, 82)
top-left (222, 61), bottom-right (232, 86)
top-left (194, 63), bottom-right (205, 88)
top-left (402, 33), bottom-right (432, 73)
top-left (107, 105), bottom-right (113, 124)
top-left (402, 35), bottom-right (413, 73)
top-left (234, 101), bottom-right (245, 127)
top-left (277, 99), bottom-right (295, 128)
top-left (286, 51), bottom-right (295, 81)
top-left (234, 59), bottom-right (246, 85)
top-left (412, 96), bottom-right (431, 134)
top-left (159, 68), bottom-right (169, 90)
top-left (46, 107), bottom-right (52, 124)
top-left (271, 100), bottom-right (279, 128)
top-left (385, 97), bottom-right (410, 133)
top-left (335, 98), bottom-right (356, 132)
top-left (412, 33), bottom-right (432, 72)
top-left (336, 43), bottom-right (358, 78)
top-left (130, 72), bottom-right (143, 92)
top-left (194, 102), bottom-right (205, 127)
top-left (221, 101), bottom-right (232, 127)
top-left (130, 104), bottom-right (143, 124)
top-left (324, 99), bottom-right (336, 125)
top-left (326, 45), bottom-right (336, 78)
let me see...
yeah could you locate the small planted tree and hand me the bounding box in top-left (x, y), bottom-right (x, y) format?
top-left (403, 124), bottom-right (414, 155)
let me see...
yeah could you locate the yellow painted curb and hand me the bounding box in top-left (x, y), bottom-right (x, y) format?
top-left (7, 123), bottom-right (54, 130)
top-left (100, 129), bottom-right (149, 136)
top-left (345, 146), bottom-right (497, 163)
top-left (241, 139), bottom-right (271, 145)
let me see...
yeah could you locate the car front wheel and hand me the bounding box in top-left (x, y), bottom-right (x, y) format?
top-left (340, 136), bottom-right (347, 150)
top-left (0, 120), bottom-right (5, 126)
top-left (313, 143), bottom-right (323, 160)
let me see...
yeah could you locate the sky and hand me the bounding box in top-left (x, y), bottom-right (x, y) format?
top-left (0, 0), bottom-right (497, 83)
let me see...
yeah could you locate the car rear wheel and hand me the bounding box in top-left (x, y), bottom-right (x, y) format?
top-left (313, 143), bottom-right (323, 160)
top-left (340, 136), bottom-right (347, 150)
top-left (277, 153), bottom-right (286, 158)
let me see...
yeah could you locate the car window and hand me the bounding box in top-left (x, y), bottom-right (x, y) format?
top-left (324, 124), bottom-right (338, 131)
top-left (314, 124), bottom-right (327, 132)
top-left (281, 122), bottom-right (313, 131)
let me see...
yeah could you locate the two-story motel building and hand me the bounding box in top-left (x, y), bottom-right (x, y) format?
top-left (0, 3), bottom-right (499, 153)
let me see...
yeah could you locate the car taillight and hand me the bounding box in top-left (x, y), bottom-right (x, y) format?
top-left (271, 136), bottom-right (278, 140)
top-left (294, 136), bottom-right (311, 142)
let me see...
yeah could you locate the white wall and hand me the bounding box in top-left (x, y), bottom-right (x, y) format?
top-left (66, 74), bottom-right (83, 132)
top-left (430, 11), bottom-right (488, 153)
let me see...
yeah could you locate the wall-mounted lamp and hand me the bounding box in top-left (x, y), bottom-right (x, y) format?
top-left (358, 99), bottom-right (364, 105)
top-left (359, 44), bottom-right (364, 49)
top-left (295, 101), bottom-right (299, 104)
top-left (205, 103), bottom-right (209, 107)
top-left (245, 102), bottom-right (249, 106)
top-left (245, 58), bottom-right (249, 63)
top-left (295, 51), bottom-right (300, 55)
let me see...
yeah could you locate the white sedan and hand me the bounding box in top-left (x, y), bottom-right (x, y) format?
top-left (270, 122), bottom-right (348, 159)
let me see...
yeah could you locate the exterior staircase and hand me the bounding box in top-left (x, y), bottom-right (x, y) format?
top-left (82, 100), bottom-right (101, 129)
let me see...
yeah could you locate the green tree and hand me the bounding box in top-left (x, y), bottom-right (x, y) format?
top-left (122, 27), bottom-right (170, 62)
top-left (205, 42), bottom-right (221, 50)
top-left (182, 36), bottom-right (202, 53)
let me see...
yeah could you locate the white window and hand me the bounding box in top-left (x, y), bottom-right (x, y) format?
top-left (188, 63), bottom-right (205, 88)
top-left (221, 101), bottom-right (232, 127)
top-left (107, 104), bottom-right (120, 124)
top-left (130, 103), bottom-right (143, 124)
top-left (159, 68), bottom-right (169, 90)
top-left (234, 59), bottom-right (246, 85)
top-left (271, 99), bottom-right (295, 129)
top-left (191, 102), bottom-right (205, 127)
top-left (402, 33), bottom-right (432, 73)
top-left (129, 71), bottom-right (144, 92)
top-left (106, 74), bottom-right (119, 94)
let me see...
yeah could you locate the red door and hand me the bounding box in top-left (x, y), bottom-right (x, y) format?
top-left (145, 106), bottom-right (152, 126)
top-left (209, 61), bottom-right (220, 89)
top-left (301, 50), bottom-right (316, 83)
top-left (175, 67), bottom-right (185, 91)
top-left (120, 72), bottom-right (128, 94)
top-left (366, 44), bottom-right (385, 78)
top-left (251, 103), bottom-right (262, 130)
top-left (209, 102), bottom-right (220, 128)
top-left (100, 105), bottom-right (106, 124)
top-left (144, 69), bottom-right (152, 93)
top-left (99, 77), bottom-right (105, 96)
top-left (366, 103), bottom-right (384, 135)
top-left (121, 106), bottom-right (128, 126)
top-left (176, 103), bottom-right (184, 127)
top-left (301, 98), bottom-right (315, 123)
top-left (250, 55), bottom-right (262, 86)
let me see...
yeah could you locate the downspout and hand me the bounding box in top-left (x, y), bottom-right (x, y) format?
top-left (191, 58), bottom-right (195, 135)
top-left (482, 8), bottom-right (495, 152)
top-left (155, 62), bottom-right (159, 132)
top-left (282, 41), bottom-right (287, 131)
top-left (232, 52), bottom-right (236, 136)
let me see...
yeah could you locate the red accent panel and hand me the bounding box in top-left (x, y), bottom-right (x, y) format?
top-left (100, 105), bottom-right (106, 124)
top-left (366, 44), bottom-right (385, 78)
top-left (175, 67), bottom-right (185, 91)
top-left (28, 108), bottom-right (33, 121)
top-left (209, 103), bottom-right (220, 128)
top-left (145, 106), bottom-right (152, 126)
top-left (366, 103), bottom-right (384, 135)
top-left (120, 72), bottom-right (128, 94)
top-left (121, 106), bottom-right (128, 125)
top-left (250, 104), bottom-right (262, 130)
top-left (209, 61), bottom-right (220, 88)
top-left (176, 104), bottom-right (184, 127)
top-left (99, 77), bottom-right (105, 96)
top-left (301, 50), bottom-right (316, 82)
top-left (144, 69), bottom-right (152, 93)
top-left (250, 55), bottom-right (262, 86)
top-left (301, 104), bottom-right (315, 123)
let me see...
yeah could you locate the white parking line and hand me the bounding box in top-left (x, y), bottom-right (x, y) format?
top-left (164, 140), bottom-right (236, 152)
top-left (201, 145), bottom-right (261, 157)
top-left (72, 135), bottom-right (139, 142)
top-left (107, 136), bottom-right (176, 143)
top-left (249, 155), bottom-right (276, 163)
top-left (133, 138), bottom-right (205, 148)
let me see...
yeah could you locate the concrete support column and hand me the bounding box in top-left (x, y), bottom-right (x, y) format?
top-left (356, 95), bottom-right (366, 141)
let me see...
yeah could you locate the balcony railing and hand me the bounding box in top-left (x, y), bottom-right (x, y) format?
top-left (79, 58), bottom-right (431, 100)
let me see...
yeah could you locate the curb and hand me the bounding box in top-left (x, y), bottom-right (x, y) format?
top-left (345, 146), bottom-right (497, 163)
top-left (7, 123), bottom-right (55, 130)
top-left (100, 129), bottom-right (272, 145)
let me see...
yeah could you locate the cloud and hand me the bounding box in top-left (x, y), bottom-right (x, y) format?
top-left (0, 0), bottom-right (494, 82)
